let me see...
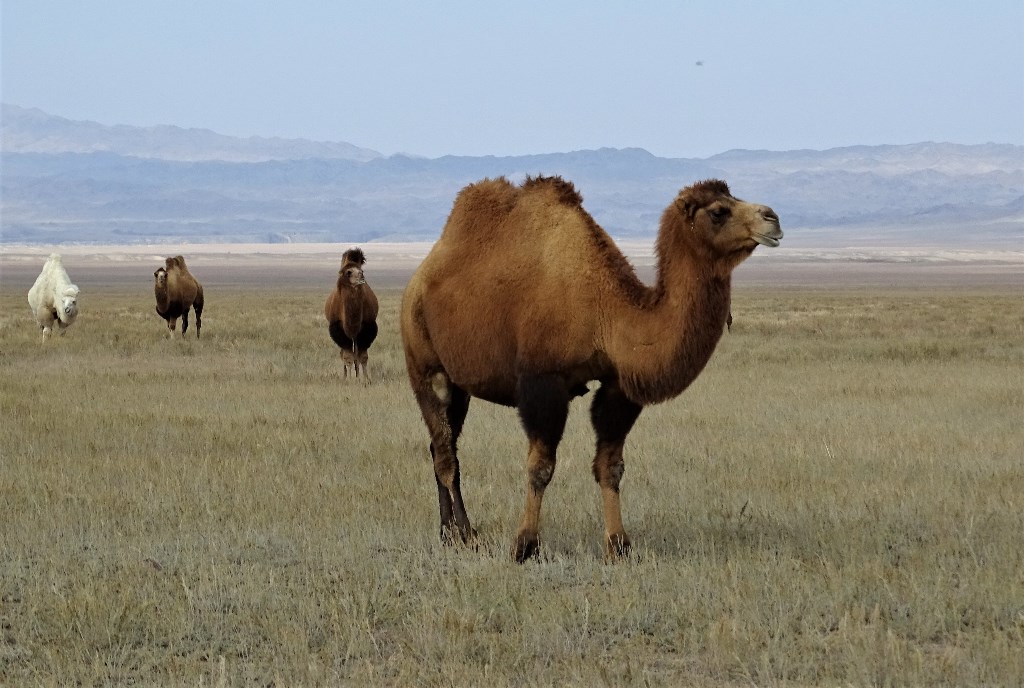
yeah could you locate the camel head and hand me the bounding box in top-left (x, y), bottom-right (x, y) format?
top-left (57, 285), bottom-right (80, 323)
top-left (154, 267), bottom-right (168, 289)
top-left (338, 248), bottom-right (368, 289)
top-left (338, 263), bottom-right (366, 288)
top-left (669, 179), bottom-right (782, 271)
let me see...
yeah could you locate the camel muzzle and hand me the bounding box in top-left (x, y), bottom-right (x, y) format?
top-left (752, 231), bottom-right (782, 248)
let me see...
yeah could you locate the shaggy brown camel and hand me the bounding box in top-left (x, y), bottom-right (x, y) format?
top-left (154, 255), bottom-right (204, 338)
top-left (325, 248), bottom-right (379, 379)
top-left (401, 176), bottom-right (782, 562)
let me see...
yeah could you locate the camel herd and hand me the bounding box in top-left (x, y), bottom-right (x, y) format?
top-left (27, 175), bottom-right (782, 561)
top-left (29, 250), bottom-right (382, 376)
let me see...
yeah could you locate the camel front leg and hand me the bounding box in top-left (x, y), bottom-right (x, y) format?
top-left (513, 375), bottom-right (570, 562)
top-left (37, 309), bottom-right (55, 342)
top-left (513, 439), bottom-right (559, 562)
top-left (594, 442), bottom-right (631, 557)
top-left (590, 383), bottom-right (642, 559)
top-left (340, 349), bottom-right (356, 378)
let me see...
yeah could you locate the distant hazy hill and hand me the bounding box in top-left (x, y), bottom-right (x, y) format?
top-left (2, 105), bottom-right (1021, 247)
top-left (1, 104), bottom-right (381, 163)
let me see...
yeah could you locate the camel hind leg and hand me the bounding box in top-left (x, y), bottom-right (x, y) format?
top-left (513, 374), bottom-right (571, 563)
top-left (413, 371), bottom-right (474, 545)
top-left (590, 382), bottom-right (643, 559)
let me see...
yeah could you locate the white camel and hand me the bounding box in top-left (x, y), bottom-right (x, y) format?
top-left (27, 254), bottom-right (80, 341)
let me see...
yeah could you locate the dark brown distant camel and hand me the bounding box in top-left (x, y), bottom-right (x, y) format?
top-left (325, 248), bottom-right (379, 379)
top-left (401, 176), bottom-right (782, 562)
top-left (154, 255), bottom-right (204, 338)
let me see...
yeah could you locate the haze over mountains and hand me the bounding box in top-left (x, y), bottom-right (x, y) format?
top-left (2, 104), bottom-right (1021, 247)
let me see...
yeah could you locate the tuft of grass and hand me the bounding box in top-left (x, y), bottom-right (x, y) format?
top-left (1, 284), bottom-right (1022, 685)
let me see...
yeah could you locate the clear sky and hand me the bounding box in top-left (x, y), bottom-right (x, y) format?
top-left (2, 1), bottom-right (1022, 159)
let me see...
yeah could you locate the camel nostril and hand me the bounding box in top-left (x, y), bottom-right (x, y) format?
top-left (761, 208), bottom-right (780, 223)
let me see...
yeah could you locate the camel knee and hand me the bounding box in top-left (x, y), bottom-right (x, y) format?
top-left (529, 459), bottom-right (556, 493)
top-left (593, 446), bottom-right (626, 491)
top-left (433, 452), bottom-right (459, 488)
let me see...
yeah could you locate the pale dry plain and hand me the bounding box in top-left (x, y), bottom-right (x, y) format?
top-left (1, 244), bottom-right (1023, 686)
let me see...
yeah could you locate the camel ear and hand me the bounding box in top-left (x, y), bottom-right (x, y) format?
top-left (674, 194), bottom-right (699, 220)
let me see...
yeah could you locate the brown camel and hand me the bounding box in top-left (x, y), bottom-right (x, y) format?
top-left (400, 176), bottom-right (782, 562)
top-left (325, 248), bottom-right (379, 379)
top-left (154, 255), bottom-right (204, 338)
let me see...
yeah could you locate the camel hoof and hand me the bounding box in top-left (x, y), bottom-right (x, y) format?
top-left (605, 533), bottom-right (632, 560)
top-left (512, 533), bottom-right (540, 563)
top-left (439, 525), bottom-right (477, 547)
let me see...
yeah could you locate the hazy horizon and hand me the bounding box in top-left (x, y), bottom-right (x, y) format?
top-left (3, 2), bottom-right (1022, 159)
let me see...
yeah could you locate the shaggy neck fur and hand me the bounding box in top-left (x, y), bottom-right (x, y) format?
top-left (337, 280), bottom-right (365, 338)
top-left (154, 282), bottom-right (171, 314)
top-left (609, 209), bottom-right (735, 405)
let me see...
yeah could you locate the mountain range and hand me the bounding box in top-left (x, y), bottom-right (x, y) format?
top-left (2, 104), bottom-right (1021, 247)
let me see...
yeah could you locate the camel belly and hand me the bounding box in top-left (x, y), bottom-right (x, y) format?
top-left (426, 307), bottom-right (605, 407)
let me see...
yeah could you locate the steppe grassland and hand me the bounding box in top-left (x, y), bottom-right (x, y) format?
top-left (1, 281), bottom-right (1022, 686)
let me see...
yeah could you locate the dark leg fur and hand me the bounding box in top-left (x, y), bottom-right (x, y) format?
top-left (513, 375), bottom-right (571, 562)
top-left (328, 320), bottom-right (355, 350)
top-left (590, 383), bottom-right (643, 558)
top-left (355, 321), bottom-right (378, 351)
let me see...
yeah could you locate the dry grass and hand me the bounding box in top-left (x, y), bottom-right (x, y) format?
top-left (1, 279), bottom-right (1022, 686)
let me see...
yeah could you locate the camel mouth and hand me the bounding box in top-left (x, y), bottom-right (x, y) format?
top-left (752, 231), bottom-right (782, 248)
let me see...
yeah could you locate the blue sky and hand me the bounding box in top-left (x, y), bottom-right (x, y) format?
top-left (2, 1), bottom-right (1022, 158)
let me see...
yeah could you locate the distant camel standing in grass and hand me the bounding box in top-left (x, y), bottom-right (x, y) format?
top-left (401, 176), bottom-right (782, 562)
top-left (153, 255), bottom-right (204, 338)
top-left (325, 248), bottom-right (379, 379)
top-left (27, 253), bottom-right (80, 341)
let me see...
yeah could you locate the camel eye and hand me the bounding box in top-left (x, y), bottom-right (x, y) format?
top-left (708, 206), bottom-right (731, 223)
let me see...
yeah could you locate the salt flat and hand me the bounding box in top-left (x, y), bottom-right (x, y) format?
top-left (2, 242), bottom-right (1021, 290)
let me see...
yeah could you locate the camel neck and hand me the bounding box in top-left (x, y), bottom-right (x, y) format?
top-left (341, 287), bottom-right (364, 336)
top-left (155, 286), bottom-right (170, 312)
top-left (609, 244), bottom-right (731, 405)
